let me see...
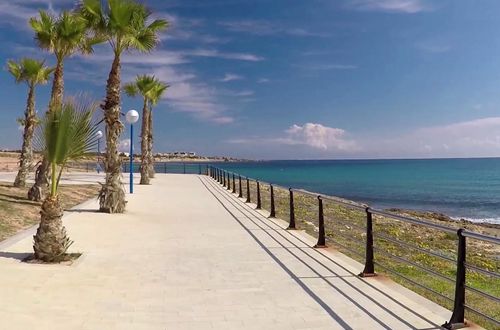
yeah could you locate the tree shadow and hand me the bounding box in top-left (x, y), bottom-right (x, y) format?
top-left (0, 251), bottom-right (32, 261)
top-left (0, 195), bottom-right (39, 206)
top-left (65, 209), bottom-right (100, 213)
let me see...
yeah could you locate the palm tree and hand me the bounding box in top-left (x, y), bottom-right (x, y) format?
top-left (7, 58), bottom-right (54, 188)
top-left (124, 76), bottom-right (168, 184)
top-left (33, 98), bottom-right (99, 262)
top-left (79, 0), bottom-right (168, 213)
top-left (146, 81), bottom-right (168, 178)
top-left (124, 75), bottom-right (156, 185)
top-left (28, 10), bottom-right (97, 201)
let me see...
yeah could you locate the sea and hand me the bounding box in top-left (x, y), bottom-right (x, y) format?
top-left (207, 158), bottom-right (500, 224)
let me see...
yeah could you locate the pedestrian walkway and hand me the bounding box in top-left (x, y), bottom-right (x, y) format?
top-left (0, 174), bottom-right (460, 329)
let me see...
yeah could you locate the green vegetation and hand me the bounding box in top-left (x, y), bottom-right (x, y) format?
top-left (124, 75), bottom-right (168, 184)
top-left (6, 58), bottom-right (54, 188)
top-left (79, 0), bottom-right (169, 213)
top-left (32, 98), bottom-right (99, 262)
top-left (0, 183), bottom-right (99, 242)
top-left (27, 9), bottom-right (97, 202)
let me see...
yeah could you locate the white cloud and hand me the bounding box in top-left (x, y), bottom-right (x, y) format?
top-left (162, 81), bottom-right (234, 124)
top-left (227, 117), bottom-right (500, 158)
top-left (219, 20), bottom-right (327, 37)
top-left (346, 0), bottom-right (431, 13)
top-left (78, 47), bottom-right (263, 64)
top-left (0, 0), bottom-right (69, 31)
top-left (415, 40), bottom-right (451, 53)
top-left (373, 117), bottom-right (500, 157)
top-left (183, 49), bottom-right (264, 62)
top-left (157, 13), bottom-right (226, 44)
top-left (257, 78), bottom-right (270, 83)
top-left (219, 73), bottom-right (244, 82)
top-left (285, 123), bottom-right (357, 150)
top-left (118, 139), bottom-right (131, 153)
top-left (228, 123), bottom-right (358, 152)
top-left (292, 62), bottom-right (358, 75)
top-left (315, 64), bottom-right (357, 70)
top-left (0, 3), bottom-right (38, 30)
top-left (233, 90), bottom-right (254, 97)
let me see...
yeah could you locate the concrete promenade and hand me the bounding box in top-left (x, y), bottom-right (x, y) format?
top-left (0, 174), bottom-right (459, 329)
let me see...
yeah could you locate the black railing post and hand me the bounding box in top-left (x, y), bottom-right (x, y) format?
top-left (287, 188), bottom-right (296, 230)
top-left (183, 163), bottom-right (186, 174)
top-left (227, 172), bottom-right (231, 190)
top-left (246, 178), bottom-right (251, 203)
top-left (238, 175), bottom-right (242, 198)
top-left (443, 229), bottom-right (466, 329)
top-left (314, 196), bottom-right (327, 248)
top-left (359, 207), bottom-right (376, 277)
top-left (256, 181), bottom-right (261, 209)
top-left (198, 164), bottom-right (201, 175)
top-left (232, 173), bottom-right (236, 193)
top-left (223, 170), bottom-right (226, 186)
top-left (269, 185), bottom-right (276, 218)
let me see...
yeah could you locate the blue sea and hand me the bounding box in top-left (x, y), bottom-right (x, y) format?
top-left (213, 158), bottom-right (500, 224)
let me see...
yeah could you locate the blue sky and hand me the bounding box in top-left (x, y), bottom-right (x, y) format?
top-left (2, 0), bottom-right (500, 159)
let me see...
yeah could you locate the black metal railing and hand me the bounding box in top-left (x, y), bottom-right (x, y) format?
top-left (121, 162), bottom-right (210, 175)
top-left (207, 166), bottom-right (500, 330)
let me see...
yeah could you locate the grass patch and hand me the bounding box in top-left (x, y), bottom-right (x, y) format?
top-left (0, 182), bottom-right (100, 242)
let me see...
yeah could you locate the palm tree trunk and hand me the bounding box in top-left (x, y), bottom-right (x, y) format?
top-left (33, 195), bottom-right (72, 262)
top-left (140, 99), bottom-right (150, 185)
top-left (99, 53), bottom-right (126, 213)
top-left (148, 109), bottom-right (155, 178)
top-left (14, 84), bottom-right (36, 187)
top-left (28, 59), bottom-right (64, 201)
top-left (33, 162), bottom-right (72, 262)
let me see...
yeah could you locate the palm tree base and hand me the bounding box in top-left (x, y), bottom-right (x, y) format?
top-left (148, 164), bottom-right (155, 178)
top-left (99, 176), bottom-right (126, 213)
top-left (28, 185), bottom-right (44, 201)
top-left (28, 160), bottom-right (49, 201)
top-left (140, 164), bottom-right (150, 185)
top-left (33, 196), bottom-right (73, 262)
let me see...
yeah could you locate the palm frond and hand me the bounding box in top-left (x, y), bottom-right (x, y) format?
top-left (149, 81), bottom-right (169, 106)
top-left (80, 0), bottom-right (168, 54)
top-left (36, 97), bottom-right (100, 195)
top-left (31, 9), bottom-right (91, 60)
top-left (147, 19), bottom-right (169, 32)
top-left (6, 58), bottom-right (54, 85)
top-left (6, 60), bottom-right (23, 83)
top-left (123, 82), bottom-right (139, 97)
top-left (30, 10), bottom-right (56, 52)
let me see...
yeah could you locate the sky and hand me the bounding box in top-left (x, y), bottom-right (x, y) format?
top-left (1, 0), bottom-right (500, 160)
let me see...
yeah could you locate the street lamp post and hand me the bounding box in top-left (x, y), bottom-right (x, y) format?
top-left (126, 110), bottom-right (139, 194)
top-left (96, 130), bottom-right (103, 174)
